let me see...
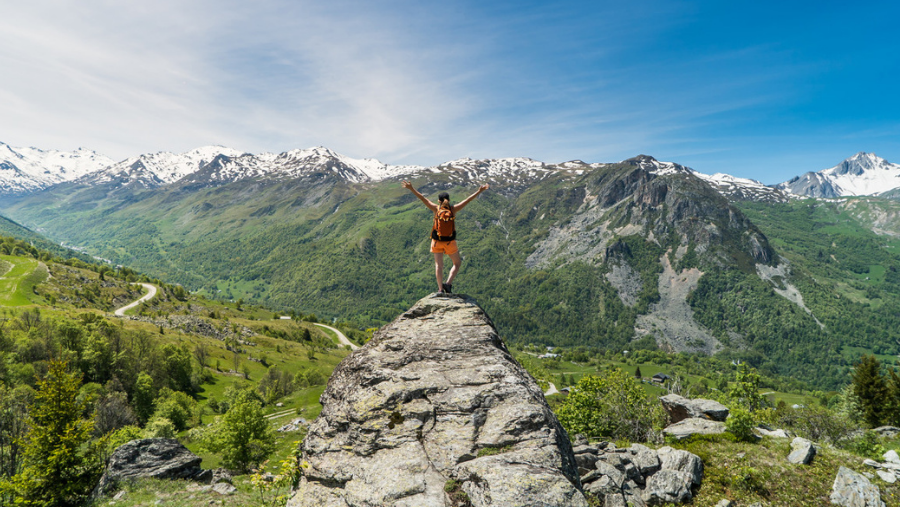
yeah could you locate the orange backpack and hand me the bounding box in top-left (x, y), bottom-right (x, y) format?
top-left (432, 205), bottom-right (456, 241)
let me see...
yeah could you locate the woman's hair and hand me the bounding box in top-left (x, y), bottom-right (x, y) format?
top-left (438, 192), bottom-right (450, 207)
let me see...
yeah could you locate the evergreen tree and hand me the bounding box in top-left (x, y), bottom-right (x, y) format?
top-left (887, 368), bottom-right (900, 426)
top-left (852, 355), bottom-right (888, 428)
top-left (8, 359), bottom-right (100, 506)
top-left (634, 366), bottom-right (642, 379)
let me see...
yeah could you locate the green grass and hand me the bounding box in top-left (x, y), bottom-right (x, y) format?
top-left (669, 434), bottom-right (900, 506)
top-left (0, 254), bottom-right (44, 306)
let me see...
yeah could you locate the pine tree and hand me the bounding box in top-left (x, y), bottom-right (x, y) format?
top-left (9, 359), bottom-right (99, 506)
top-left (634, 366), bottom-right (642, 379)
top-left (852, 355), bottom-right (888, 428)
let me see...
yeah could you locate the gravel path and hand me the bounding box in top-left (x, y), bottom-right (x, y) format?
top-left (114, 283), bottom-right (158, 316)
top-left (315, 323), bottom-right (359, 350)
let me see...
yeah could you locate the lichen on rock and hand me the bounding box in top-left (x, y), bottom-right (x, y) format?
top-left (287, 293), bottom-right (588, 507)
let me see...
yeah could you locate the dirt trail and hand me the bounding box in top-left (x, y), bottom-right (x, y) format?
top-left (114, 283), bottom-right (158, 316)
top-left (315, 323), bottom-right (359, 350)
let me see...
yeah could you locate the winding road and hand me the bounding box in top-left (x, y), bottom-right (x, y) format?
top-left (315, 323), bottom-right (359, 350)
top-left (114, 283), bottom-right (158, 316)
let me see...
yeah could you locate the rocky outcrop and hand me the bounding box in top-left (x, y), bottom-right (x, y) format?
top-left (831, 466), bottom-right (885, 507)
top-left (288, 294), bottom-right (588, 507)
top-left (573, 442), bottom-right (702, 506)
top-left (662, 418), bottom-right (726, 440)
top-left (93, 438), bottom-right (205, 497)
top-left (660, 394), bottom-right (729, 423)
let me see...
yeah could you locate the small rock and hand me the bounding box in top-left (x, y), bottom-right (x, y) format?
top-left (113, 491), bottom-right (126, 501)
top-left (573, 433), bottom-right (589, 446)
top-left (276, 402), bottom-right (284, 407)
top-left (715, 500), bottom-right (732, 507)
top-left (876, 470), bottom-right (896, 484)
top-left (787, 437), bottom-right (816, 465)
top-left (212, 482), bottom-right (237, 495)
top-left (883, 450), bottom-right (900, 464)
top-left (864, 459), bottom-right (882, 468)
top-left (831, 466), bottom-right (885, 507)
top-left (757, 426), bottom-right (790, 438)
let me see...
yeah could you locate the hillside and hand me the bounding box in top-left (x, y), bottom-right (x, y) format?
top-left (2, 150), bottom-right (900, 390)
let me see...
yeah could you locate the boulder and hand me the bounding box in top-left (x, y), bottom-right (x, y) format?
top-left (830, 466), bottom-right (885, 507)
top-left (874, 426), bottom-right (900, 439)
top-left (883, 450), bottom-right (900, 464)
top-left (787, 437), bottom-right (816, 465)
top-left (656, 446), bottom-right (703, 486)
top-left (659, 394), bottom-right (729, 423)
top-left (93, 438), bottom-right (204, 497)
top-left (642, 469), bottom-right (693, 505)
top-left (287, 294), bottom-right (588, 507)
top-left (756, 426), bottom-right (790, 438)
top-left (663, 418), bottom-right (726, 440)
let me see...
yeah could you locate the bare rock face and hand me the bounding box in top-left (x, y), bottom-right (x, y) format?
top-left (93, 438), bottom-right (204, 497)
top-left (288, 294), bottom-right (588, 507)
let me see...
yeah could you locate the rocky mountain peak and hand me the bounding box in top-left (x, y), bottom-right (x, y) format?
top-left (777, 152), bottom-right (900, 198)
top-left (289, 293), bottom-right (588, 507)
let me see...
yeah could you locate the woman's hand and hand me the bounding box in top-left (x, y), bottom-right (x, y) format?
top-left (401, 180), bottom-right (413, 190)
top-left (479, 184), bottom-right (489, 192)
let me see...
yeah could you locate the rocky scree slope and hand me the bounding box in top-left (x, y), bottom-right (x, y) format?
top-left (289, 293), bottom-right (588, 507)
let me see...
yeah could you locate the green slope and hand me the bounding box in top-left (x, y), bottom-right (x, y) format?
top-left (4, 164), bottom-right (900, 389)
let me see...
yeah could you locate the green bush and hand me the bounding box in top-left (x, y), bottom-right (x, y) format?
top-left (556, 368), bottom-right (665, 442)
top-left (725, 406), bottom-right (756, 442)
top-left (143, 417), bottom-right (176, 439)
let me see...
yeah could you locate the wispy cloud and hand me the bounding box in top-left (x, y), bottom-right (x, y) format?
top-left (1, 0), bottom-right (898, 180)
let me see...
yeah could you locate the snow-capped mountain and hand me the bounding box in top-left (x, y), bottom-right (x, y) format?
top-left (776, 152), bottom-right (900, 198)
top-left (692, 171), bottom-right (790, 203)
top-left (0, 142), bottom-right (115, 194)
top-left (180, 146), bottom-right (428, 186)
top-left (80, 146), bottom-right (247, 189)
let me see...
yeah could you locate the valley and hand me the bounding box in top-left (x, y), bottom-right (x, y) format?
top-left (3, 144), bottom-right (900, 504)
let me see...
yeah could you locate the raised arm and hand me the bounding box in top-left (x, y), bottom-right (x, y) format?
top-left (452, 184), bottom-right (489, 213)
top-left (401, 180), bottom-right (438, 211)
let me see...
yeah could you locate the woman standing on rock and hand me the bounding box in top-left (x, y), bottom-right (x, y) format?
top-left (401, 180), bottom-right (489, 294)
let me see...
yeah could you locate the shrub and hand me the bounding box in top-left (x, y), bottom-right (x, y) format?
top-left (725, 406), bottom-right (755, 442)
top-left (556, 368), bottom-right (665, 442)
top-left (143, 417), bottom-right (176, 439)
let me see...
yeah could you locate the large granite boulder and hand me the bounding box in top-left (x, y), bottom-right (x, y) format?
top-left (831, 466), bottom-right (885, 507)
top-left (660, 394), bottom-right (729, 423)
top-left (93, 438), bottom-right (204, 497)
top-left (288, 293), bottom-right (588, 507)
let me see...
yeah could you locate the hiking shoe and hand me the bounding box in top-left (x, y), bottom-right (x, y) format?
top-left (443, 283), bottom-right (452, 294)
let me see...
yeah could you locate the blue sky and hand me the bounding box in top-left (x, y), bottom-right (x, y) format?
top-left (1, 0), bottom-right (898, 184)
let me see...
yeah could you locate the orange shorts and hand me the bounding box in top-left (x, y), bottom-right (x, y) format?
top-left (430, 239), bottom-right (458, 255)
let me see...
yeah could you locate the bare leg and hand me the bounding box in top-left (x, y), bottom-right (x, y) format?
top-left (434, 253), bottom-right (445, 292)
top-left (447, 251), bottom-right (462, 285)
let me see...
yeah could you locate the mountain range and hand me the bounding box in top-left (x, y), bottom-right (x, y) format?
top-left (2, 142), bottom-right (900, 389)
top-left (3, 140), bottom-right (900, 199)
